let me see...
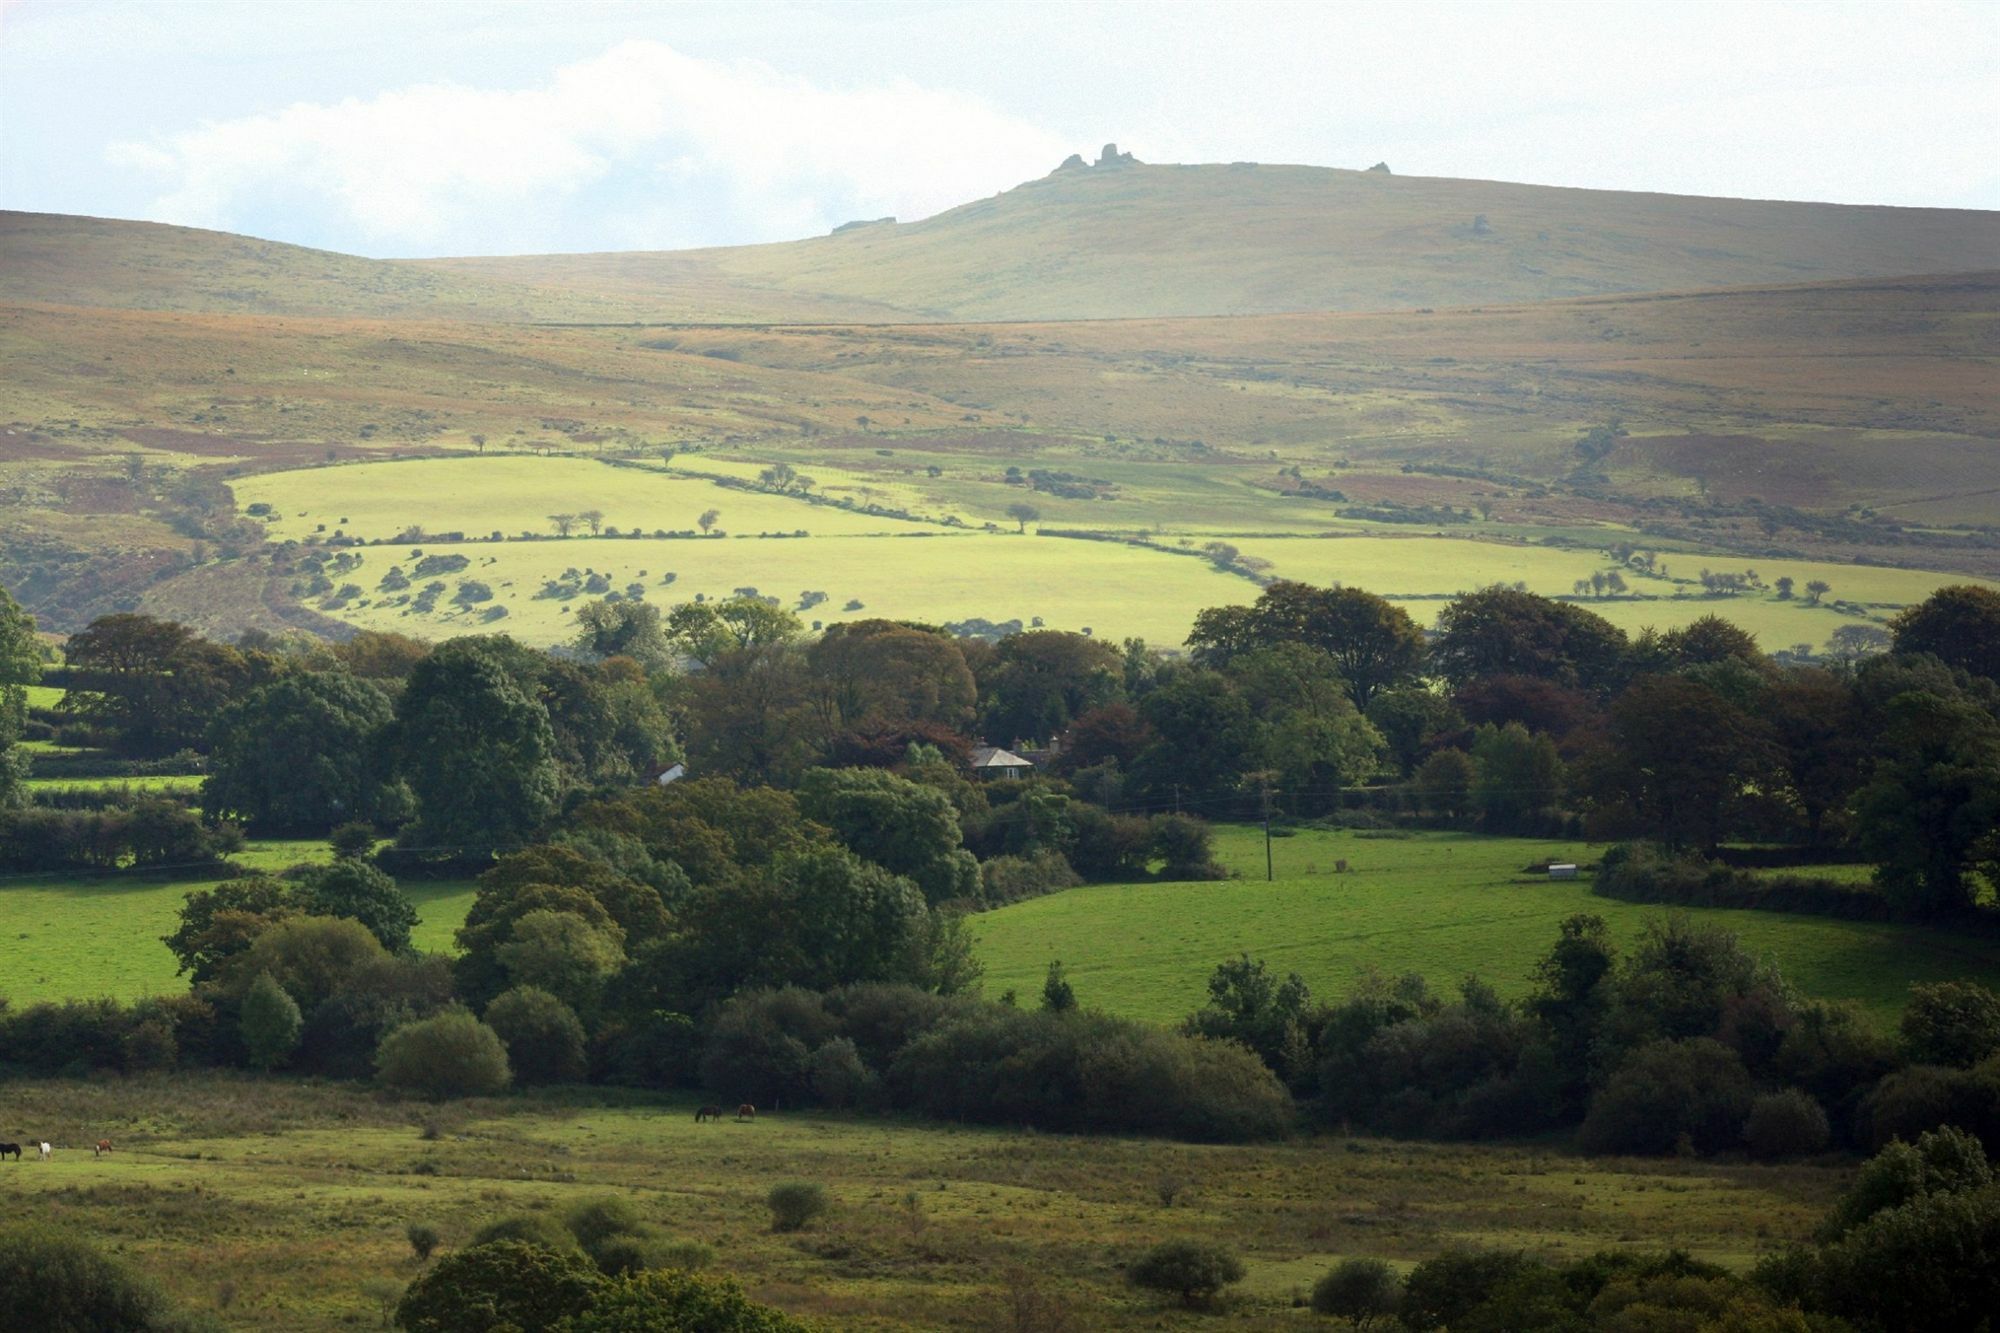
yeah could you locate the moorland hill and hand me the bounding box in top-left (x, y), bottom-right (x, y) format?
top-left (430, 159), bottom-right (2000, 321)
top-left (8, 159), bottom-right (2000, 324)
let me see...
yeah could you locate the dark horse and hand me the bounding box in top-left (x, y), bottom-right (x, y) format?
top-left (694, 1105), bottom-right (723, 1123)
top-left (0, 1143), bottom-right (19, 1161)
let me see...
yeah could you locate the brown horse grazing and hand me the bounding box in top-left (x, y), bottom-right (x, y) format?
top-left (94, 1140), bottom-right (112, 1157)
top-left (735, 1103), bottom-right (756, 1122)
top-left (0, 1143), bottom-right (19, 1161)
top-left (694, 1105), bottom-right (723, 1123)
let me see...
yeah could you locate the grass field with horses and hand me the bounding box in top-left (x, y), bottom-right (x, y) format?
top-left (11, 828), bottom-right (1999, 1029)
top-left (0, 1072), bottom-right (1846, 1331)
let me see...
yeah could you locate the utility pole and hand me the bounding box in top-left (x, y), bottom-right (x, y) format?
top-left (1246, 770), bottom-right (1277, 882)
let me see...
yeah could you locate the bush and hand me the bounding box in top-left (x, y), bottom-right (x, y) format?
top-left (295, 859), bottom-right (418, 953)
top-left (1809, 1183), bottom-right (2000, 1332)
top-left (1579, 1038), bottom-right (1756, 1155)
top-left (396, 1240), bottom-right (602, 1333)
top-left (406, 1222), bottom-right (440, 1262)
top-left (584, 1235), bottom-right (656, 1277)
top-left (1859, 1060), bottom-right (2000, 1153)
top-left (1742, 1088), bottom-right (1832, 1160)
top-left (1399, 1250), bottom-right (1545, 1332)
top-left (0, 1222), bottom-right (177, 1332)
top-left (1901, 980), bottom-right (2000, 1067)
top-left (1127, 1239), bottom-right (1245, 1308)
top-left (1150, 813), bottom-right (1226, 880)
top-left (766, 1182), bottom-right (829, 1232)
top-left (555, 1268), bottom-right (814, 1332)
top-left (469, 1213), bottom-right (580, 1254)
top-left (1310, 1256), bottom-right (1401, 1325)
top-left (239, 971), bottom-right (302, 1072)
top-left (565, 1196), bottom-right (647, 1251)
top-left (485, 986), bottom-right (589, 1085)
top-left (1821, 1126), bottom-right (1991, 1238)
top-left (807, 1036), bottom-right (876, 1109)
top-left (978, 850), bottom-right (1081, 905)
top-left (375, 1010), bottom-right (512, 1100)
top-left (699, 988), bottom-right (837, 1107)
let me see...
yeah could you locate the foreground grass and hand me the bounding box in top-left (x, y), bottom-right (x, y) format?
top-left (0, 1074), bottom-right (1846, 1330)
top-left (973, 828), bottom-right (2000, 1025)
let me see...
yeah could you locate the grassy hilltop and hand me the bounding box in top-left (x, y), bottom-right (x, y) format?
top-left (428, 161), bottom-right (2000, 322)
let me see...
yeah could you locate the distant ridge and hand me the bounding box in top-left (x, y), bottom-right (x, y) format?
top-left (7, 160), bottom-right (2000, 324)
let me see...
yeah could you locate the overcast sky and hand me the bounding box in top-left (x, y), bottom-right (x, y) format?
top-left (3, 0), bottom-right (1995, 257)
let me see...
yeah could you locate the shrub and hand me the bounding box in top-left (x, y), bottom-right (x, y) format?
top-left (329, 821), bottom-right (378, 860)
top-left (978, 850), bottom-right (1082, 905)
top-left (485, 986), bottom-right (589, 1085)
top-left (396, 1239), bottom-right (602, 1333)
top-left (1859, 1060), bottom-right (2000, 1153)
top-left (555, 1268), bottom-right (814, 1332)
top-left (565, 1196), bottom-right (646, 1251)
top-left (239, 971), bottom-right (302, 1073)
top-left (766, 1182), bottom-right (829, 1232)
top-left (1742, 1088), bottom-right (1832, 1160)
top-left (1399, 1250), bottom-right (1545, 1332)
top-left (375, 1010), bottom-right (512, 1100)
top-left (1809, 1184), bottom-right (2000, 1332)
top-left (585, 1235), bottom-right (656, 1277)
top-left (1310, 1256), bottom-right (1401, 1325)
top-left (1821, 1126), bottom-right (1991, 1238)
top-left (295, 859), bottom-right (418, 953)
top-left (0, 1222), bottom-right (176, 1332)
top-left (808, 1036), bottom-right (876, 1109)
top-left (1127, 1239), bottom-right (1245, 1308)
top-left (1579, 1038), bottom-right (1756, 1154)
top-left (1150, 813), bottom-right (1226, 880)
top-left (1901, 980), bottom-right (2000, 1067)
top-left (469, 1213), bottom-right (580, 1254)
top-left (699, 988), bottom-right (837, 1107)
top-left (406, 1222), bottom-right (441, 1262)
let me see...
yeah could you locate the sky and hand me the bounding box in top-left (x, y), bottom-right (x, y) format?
top-left (2, 0), bottom-right (1996, 258)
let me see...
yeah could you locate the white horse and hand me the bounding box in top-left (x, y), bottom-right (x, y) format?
top-left (37, 1142), bottom-right (51, 1161)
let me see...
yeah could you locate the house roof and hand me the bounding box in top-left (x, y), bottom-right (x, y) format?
top-left (969, 745), bottom-right (1034, 770)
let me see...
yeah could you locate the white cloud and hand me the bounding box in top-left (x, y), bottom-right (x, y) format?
top-left (106, 39), bottom-right (1071, 255)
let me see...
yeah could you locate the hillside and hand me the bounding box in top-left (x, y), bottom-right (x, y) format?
top-left (11, 161), bottom-right (2000, 326)
top-left (429, 160), bottom-right (2000, 322)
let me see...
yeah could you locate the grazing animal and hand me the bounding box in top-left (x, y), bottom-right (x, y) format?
top-left (38, 1142), bottom-right (52, 1161)
top-left (695, 1105), bottom-right (723, 1123)
top-left (0, 1143), bottom-right (19, 1161)
top-left (95, 1140), bottom-right (113, 1157)
top-left (735, 1103), bottom-right (756, 1122)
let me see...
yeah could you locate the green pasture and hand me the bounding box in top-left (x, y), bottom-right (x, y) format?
top-left (260, 531), bottom-right (1259, 649)
top-left (972, 827), bottom-right (2000, 1026)
top-left (234, 454), bottom-right (1991, 653)
top-left (0, 1074), bottom-right (1844, 1331)
top-left (23, 773), bottom-right (203, 794)
top-left (22, 683), bottom-right (64, 709)
top-left (234, 455), bottom-right (943, 544)
top-left (0, 841), bottom-right (474, 1005)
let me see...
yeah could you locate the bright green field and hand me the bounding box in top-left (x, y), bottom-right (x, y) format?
top-left (235, 455), bottom-right (942, 543)
top-left (0, 841), bottom-right (475, 1005)
top-left (1, 1075), bottom-right (1844, 1331)
top-left (229, 453), bottom-right (1992, 653)
top-left (23, 773), bottom-right (203, 794)
top-left (23, 683), bottom-right (64, 708)
top-left (972, 828), bottom-right (2000, 1026)
top-left (254, 531), bottom-right (1259, 648)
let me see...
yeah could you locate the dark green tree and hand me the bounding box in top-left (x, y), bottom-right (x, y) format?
top-left (797, 766), bottom-right (978, 904)
top-left (395, 1240), bottom-right (602, 1333)
top-left (240, 969), bottom-right (302, 1072)
top-left (389, 639), bottom-right (562, 855)
top-left (485, 985), bottom-right (590, 1084)
top-left (62, 613), bottom-right (255, 755)
top-left (295, 858), bottom-right (419, 953)
top-left (1430, 587), bottom-right (1628, 692)
top-left (374, 1009), bottom-right (513, 1099)
top-left (1190, 582), bottom-right (1424, 708)
top-left (1855, 690), bottom-right (2000, 915)
top-left (1891, 584), bottom-right (2000, 681)
top-left (1607, 675), bottom-right (1779, 851)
